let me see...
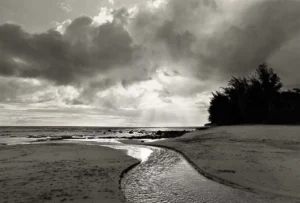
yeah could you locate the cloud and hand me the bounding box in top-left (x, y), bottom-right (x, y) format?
top-left (59, 2), bottom-right (72, 13)
top-left (53, 19), bottom-right (72, 34)
top-left (268, 35), bottom-right (300, 86)
top-left (1, 0), bottom-right (300, 126)
top-left (0, 15), bottom-right (136, 86)
top-left (93, 7), bottom-right (114, 25)
top-left (0, 76), bottom-right (80, 105)
top-left (2, 0), bottom-right (300, 89)
top-left (128, 0), bottom-right (300, 81)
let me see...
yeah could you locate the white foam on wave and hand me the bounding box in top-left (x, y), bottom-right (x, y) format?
top-left (65, 138), bottom-right (121, 144)
top-left (0, 137), bottom-right (122, 146)
top-left (0, 137), bottom-right (37, 145)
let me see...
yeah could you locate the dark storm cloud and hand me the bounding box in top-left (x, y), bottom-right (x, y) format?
top-left (1, 0), bottom-right (300, 104)
top-left (155, 21), bottom-right (196, 60)
top-left (268, 33), bottom-right (300, 86)
top-left (202, 0), bottom-right (300, 76)
top-left (129, 0), bottom-right (300, 81)
top-left (0, 16), bottom-right (135, 85)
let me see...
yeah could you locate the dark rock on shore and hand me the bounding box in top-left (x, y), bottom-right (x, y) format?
top-left (156, 130), bottom-right (162, 136)
top-left (49, 137), bottom-right (64, 141)
top-left (62, 135), bottom-right (73, 139)
top-left (196, 127), bottom-right (210, 131)
top-left (99, 130), bottom-right (193, 140)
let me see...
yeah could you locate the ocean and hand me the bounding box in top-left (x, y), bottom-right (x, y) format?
top-left (0, 126), bottom-right (196, 144)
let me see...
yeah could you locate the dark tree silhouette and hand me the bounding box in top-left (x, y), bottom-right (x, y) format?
top-left (208, 91), bottom-right (233, 125)
top-left (208, 63), bottom-right (300, 125)
top-left (223, 77), bottom-right (249, 123)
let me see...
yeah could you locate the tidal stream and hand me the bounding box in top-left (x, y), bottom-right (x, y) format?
top-left (106, 144), bottom-right (286, 203)
top-left (2, 138), bottom-right (291, 202)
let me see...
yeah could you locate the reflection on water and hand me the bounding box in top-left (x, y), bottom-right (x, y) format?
top-left (104, 145), bottom-right (153, 163)
top-left (118, 145), bottom-right (284, 203)
top-left (66, 138), bottom-right (121, 144)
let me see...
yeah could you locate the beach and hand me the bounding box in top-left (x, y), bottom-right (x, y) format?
top-left (0, 143), bottom-right (138, 203)
top-left (1, 126), bottom-right (299, 203)
top-left (152, 125), bottom-right (300, 200)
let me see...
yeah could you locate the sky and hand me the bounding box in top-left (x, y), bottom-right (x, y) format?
top-left (1, 0), bottom-right (300, 126)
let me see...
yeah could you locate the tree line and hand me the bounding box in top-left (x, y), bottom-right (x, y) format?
top-left (208, 63), bottom-right (300, 125)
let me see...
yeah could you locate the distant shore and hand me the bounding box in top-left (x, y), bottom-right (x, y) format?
top-left (151, 125), bottom-right (300, 200)
top-left (0, 143), bottom-right (138, 203)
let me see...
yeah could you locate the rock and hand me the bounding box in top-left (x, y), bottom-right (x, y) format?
top-left (196, 127), bottom-right (209, 131)
top-left (27, 135), bottom-right (37, 138)
top-left (50, 137), bottom-right (64, 141)
top-left (62, 135), bottom-right (73, 139)
top-left (156, 130), bottom-right (162, 135)
top-left (204, 123), bottom-right (217, 127)
top-left (36, 138), bottom-right (49, 142)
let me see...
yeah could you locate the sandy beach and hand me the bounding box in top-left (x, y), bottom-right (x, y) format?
top-left (1, 126), bottom-right (299, 203)
top-left (0, 143), bottom-right (138, 203)
top-left (152, 125), bottom-right (300, 200)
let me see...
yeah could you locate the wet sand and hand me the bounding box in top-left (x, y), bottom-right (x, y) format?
top-left (117, 145), bottom-right (293, 203)
top-left (0, 143), bottom-right (138, 203)
top-left (153, 125), bottom-right (300, 200)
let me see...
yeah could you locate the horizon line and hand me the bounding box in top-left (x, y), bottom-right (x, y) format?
top-left (0, 125), bottom-right (202, 128)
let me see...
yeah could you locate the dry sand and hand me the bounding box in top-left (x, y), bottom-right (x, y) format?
top-left (0, 143), bottom-right (138, 203)
top-left (153, 125), bottom-right (300, 200)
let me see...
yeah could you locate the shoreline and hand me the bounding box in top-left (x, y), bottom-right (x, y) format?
top-left (114, 142), bottom-right (258, 201)
top-left (1, 126), bottom-right (299, 202)
top-left (116, 140), bottom-right (260, 197)
top-left (143, 143), bottom-right (299, 202)
top-left (145, 143), bottom-right (255, 193)
top-left (149, 125), bottom-right (300, 200)
top-left (116, 143), bottom-right (293, 203)
top-left (118, 161), bottom-right (141, 201)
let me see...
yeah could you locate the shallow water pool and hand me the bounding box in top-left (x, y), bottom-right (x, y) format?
top-left (110, 145), bottom-right (287, 203)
